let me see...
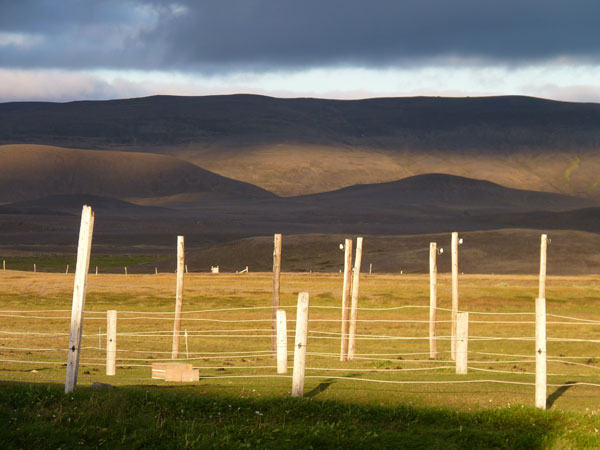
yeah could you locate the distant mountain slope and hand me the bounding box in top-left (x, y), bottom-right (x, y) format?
top-left (0, 145), bottom-right (274, 202)
top-left (299, 173), bottom-right (595, 211)
top-left (1, 94), bottom-right (600, 150)
top-left (2, 94), bottom-right (600, 197)
top-left (4, 194), bottom-right (168, 216)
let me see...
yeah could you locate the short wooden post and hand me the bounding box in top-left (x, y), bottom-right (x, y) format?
top-left (456, 312), bottom-right (468, 374)
top-left (347, 237), bottom-right (363, 360)
top-left (34, 263), bottom-right (36, 273)
top-left (276, 309), bottom-right (287, 374)
top-left (66, 264), bottom-right (69, 274)
top-left (65, 205), bottom-right (95, 394)
top-left (535, 297), bottom-right (547, 409)
top-left (2, 260), bottom-right (5, 271)
top-left (272, 233), bottom-right (282, 357)
top-left (106, 310), bottom-right (117, 376)
top-left (292, 292), bottom-right (309, 397)
top-left (155, 267), bottom-right (158, 275)
top-left (539, 234), bottom-right (548, 300)
top-left (124, 266), bottom-right (127, 276)
top-left (451, 232), bottom-right (459, 361)
top-left (95, 266), bottom-right (98, 275)
top-left (185, 264), bottom-right (189, 274)
top-left (429, 242), bottom-right (438, 359)
top-left (171, 236), bottom-right (185, 359)
top-left (369, 263), bottom-right (372, 274)
top-left (184, 329), bottom-right (189, 359)
top-left (340, 239), bottom-right (353, 361)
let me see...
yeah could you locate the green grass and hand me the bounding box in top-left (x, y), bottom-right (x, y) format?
top-left (2, 382), bottom-right (595, 449)
top-left (2, 272), bottom-right (600, 447)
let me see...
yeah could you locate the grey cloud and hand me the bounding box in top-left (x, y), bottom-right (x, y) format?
top-left (1, 0), bottom-right (599, 72)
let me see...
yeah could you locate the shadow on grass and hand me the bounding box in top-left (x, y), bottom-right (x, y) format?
top-left (304, 379), bottom-right (335, 398)
top-left (547, 381), bottom-right (576, 409)
top-left (0, 381), bottom-right (571, 449)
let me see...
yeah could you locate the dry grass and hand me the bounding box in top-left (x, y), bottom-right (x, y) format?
top-left (1, 270), bottom-right (600, 413)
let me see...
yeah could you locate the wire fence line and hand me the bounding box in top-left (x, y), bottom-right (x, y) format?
top-left (1, 301), bottom-right (600, 402)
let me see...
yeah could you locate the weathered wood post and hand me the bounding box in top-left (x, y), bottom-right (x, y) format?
top-left (185, 264), bottom-right (189, 274)
top-left (2, 260), bottom-right (5, 271)
top-left (65, 205), bottom-right (95, 394)
top-left (429, 242), bottom-right (438, 359)
top-left (155, 267), bottom-right (158, 275)
top-left (171, 236), bottom-right (185, 359)
top-left (539, 234), bottom-right (548, 300)
top-left (95, 266), bottom-right (98, 275)
top-left (535, 297), bottom-right (547, 409)
top-left (66, 264), bottom-right (69, 274)
top-left (124, 266), bottom-right (127, 276)
top-left (451, 232), bottom-right (459, 361)
top-left (34, 263), bottom-right (36, 273)
top-left (348, 237), bottom-right (363, 360)
top-left (369, 263), bottom-right (372, 274)
top-left (272, 233), bottom-right (282, 357)
top-left (106, 310), bottom-right (117, 376)
top-left (276, 309), bottom-right (287, 374)
top-left (292, 292), bottom-right (309, 397)
top-left (456, 312), bottom-right (468, 374)
top-left (340, 238), bottom-right (353, 361)
top-left (184, 329), bottom-right (189, 359)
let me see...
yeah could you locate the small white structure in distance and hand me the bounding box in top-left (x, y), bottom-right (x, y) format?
top-left (211, 265), bottom-right (219, 274)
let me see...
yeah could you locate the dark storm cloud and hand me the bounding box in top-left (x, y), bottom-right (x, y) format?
top-left (1, 0), bottom-right (599, 71)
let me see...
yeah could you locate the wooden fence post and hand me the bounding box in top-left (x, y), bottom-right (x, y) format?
top-left (66, 264), bottom-right (69, 274)
top-left (340, 238), bottom-right (353, 361)
top-left (95, 266), bottom-right (98, 275)
top-left (65, 205), bottom-right (95, 394)
top-left (535, 297), bottom-right (547, 410)
top-left (539, 234), bottom-right (548, 300)
top-left (272, 233), bottom-right (282, 357)
top-left (124, 266), bottom-right (127, 276)
top-left (277, 309), bottom-right (287, 374)
top-left (155, 267), bottom-right (158, 275)
top-left (2, 260), bottom-right (5, 271)
top-left (456, 312), bottom-right (468, 374)
top-left (34, 263), bottom-right (36, 273)
top-left (292, 292), bottom-right (309, 397)
top-left (348, 237), bottom-right (363, 360)
top-left (171, 236), bottom-right (185, 359)
top-left (451, 232), bottom-right (459, 361)
top-left (106, 310), bottom-right (117, 376)
top-left (429, 242), bottom-right (438, 359)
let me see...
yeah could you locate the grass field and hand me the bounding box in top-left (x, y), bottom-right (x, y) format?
top-left (1, 270), bottom-right (600, 447)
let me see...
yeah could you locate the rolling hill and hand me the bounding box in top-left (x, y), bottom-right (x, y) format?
top-left (1, 94), bottom-right (600, 197)
top-left (0, 144), bottom-right (274, 203)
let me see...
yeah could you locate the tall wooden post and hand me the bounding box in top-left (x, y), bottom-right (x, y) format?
top-left (340, 239), bottom-right (353, 361)
top-left (2, 260), bottom-right (5, 271)
top-left (171, 236), bottom-right (185, 359)
top-left (291, 292), bottom-right (309, 397)
top-left (347, 237), bottom-right (363, 360)
top-left (429, 242), bottom-right (438, 359)
top-left (106, 310), bottom-right (117, 376)
top-left (539, 234), bottom-right (548, 300)
top-left (272, 233), bottom-right (282, 357)
top-left (451, 232), bottom-right (459, 361)
top-left (535, 297), bottom-right (547, 409)
top-left (276, 309), bottom-right (287, 374)
top-left (65, 205), bottom-right (95, 394)
top-left (456, 312), bottom-right (468, 374)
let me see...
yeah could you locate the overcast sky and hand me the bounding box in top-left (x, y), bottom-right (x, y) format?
top-left (1, 0), bottom-right (599, 102)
